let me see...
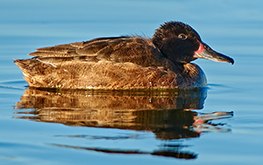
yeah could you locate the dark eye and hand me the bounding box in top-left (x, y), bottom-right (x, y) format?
top-left (178, 33), bottom-right (187, 40)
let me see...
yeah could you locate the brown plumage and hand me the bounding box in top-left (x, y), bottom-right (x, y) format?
top-left (14, 21), bottom-right (234, 90)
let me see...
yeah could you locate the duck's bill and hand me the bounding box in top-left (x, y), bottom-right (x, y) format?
top-left (194, 43), bottom-right (234, 64)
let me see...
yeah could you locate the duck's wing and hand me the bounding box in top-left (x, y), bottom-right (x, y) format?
top-left (29, 36), bottom-right (162, 67)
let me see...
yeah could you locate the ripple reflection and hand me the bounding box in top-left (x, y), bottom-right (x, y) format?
top-left (14, 87), bottom-right (233, 159)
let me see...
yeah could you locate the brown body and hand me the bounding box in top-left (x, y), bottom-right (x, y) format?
top-left (15, 37), bottom-right (206, 89)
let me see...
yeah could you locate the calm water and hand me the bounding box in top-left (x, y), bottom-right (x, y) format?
top-left (1, 0), bottom-right (263, 164)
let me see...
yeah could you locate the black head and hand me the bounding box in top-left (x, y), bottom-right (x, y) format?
top-left (152, 21), bottom-right (234, 64)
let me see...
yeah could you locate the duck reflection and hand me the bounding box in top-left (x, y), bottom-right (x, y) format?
top-left (14, 87), bottom-right (233, 159)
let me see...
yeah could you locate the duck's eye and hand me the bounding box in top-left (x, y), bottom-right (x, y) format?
top-left (178, 34), bottom-right (187, 40)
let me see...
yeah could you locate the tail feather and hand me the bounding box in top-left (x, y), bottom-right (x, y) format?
top-left (14, 59), bottom-right (58, 87)
top-left (15, 58), bottom-right (53, 76)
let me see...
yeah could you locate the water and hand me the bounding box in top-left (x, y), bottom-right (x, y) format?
top-left (1, 0), bottom-right (263, 164)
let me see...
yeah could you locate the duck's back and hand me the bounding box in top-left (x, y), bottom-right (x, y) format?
top-left (14, 36), bottom-right (207, 89)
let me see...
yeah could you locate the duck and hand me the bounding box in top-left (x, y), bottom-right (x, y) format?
top-left (14, 21), bottom-right (234, 90)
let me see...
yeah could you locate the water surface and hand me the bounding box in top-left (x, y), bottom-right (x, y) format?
top-left (1, 0), bottom-right (263, 165)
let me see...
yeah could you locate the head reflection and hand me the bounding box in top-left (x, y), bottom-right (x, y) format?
top-left (14, 88), bottom-right (232, 159)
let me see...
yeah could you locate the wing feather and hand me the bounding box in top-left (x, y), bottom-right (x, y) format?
top-left (28, 36), bottom-right (164, 67)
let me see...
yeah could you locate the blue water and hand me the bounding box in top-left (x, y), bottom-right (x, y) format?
top-left (1, 0), bottom-right (263, 164)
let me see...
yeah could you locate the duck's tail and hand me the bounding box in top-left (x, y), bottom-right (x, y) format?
top-left (14, 58), bottom-right (57, 87)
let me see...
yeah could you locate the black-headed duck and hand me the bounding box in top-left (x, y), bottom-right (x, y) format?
top-left (15, 21), bottom-right (234, 90)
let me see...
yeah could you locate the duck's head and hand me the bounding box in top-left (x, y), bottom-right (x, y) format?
top-left (152, 21), bottom-right (234, 65)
